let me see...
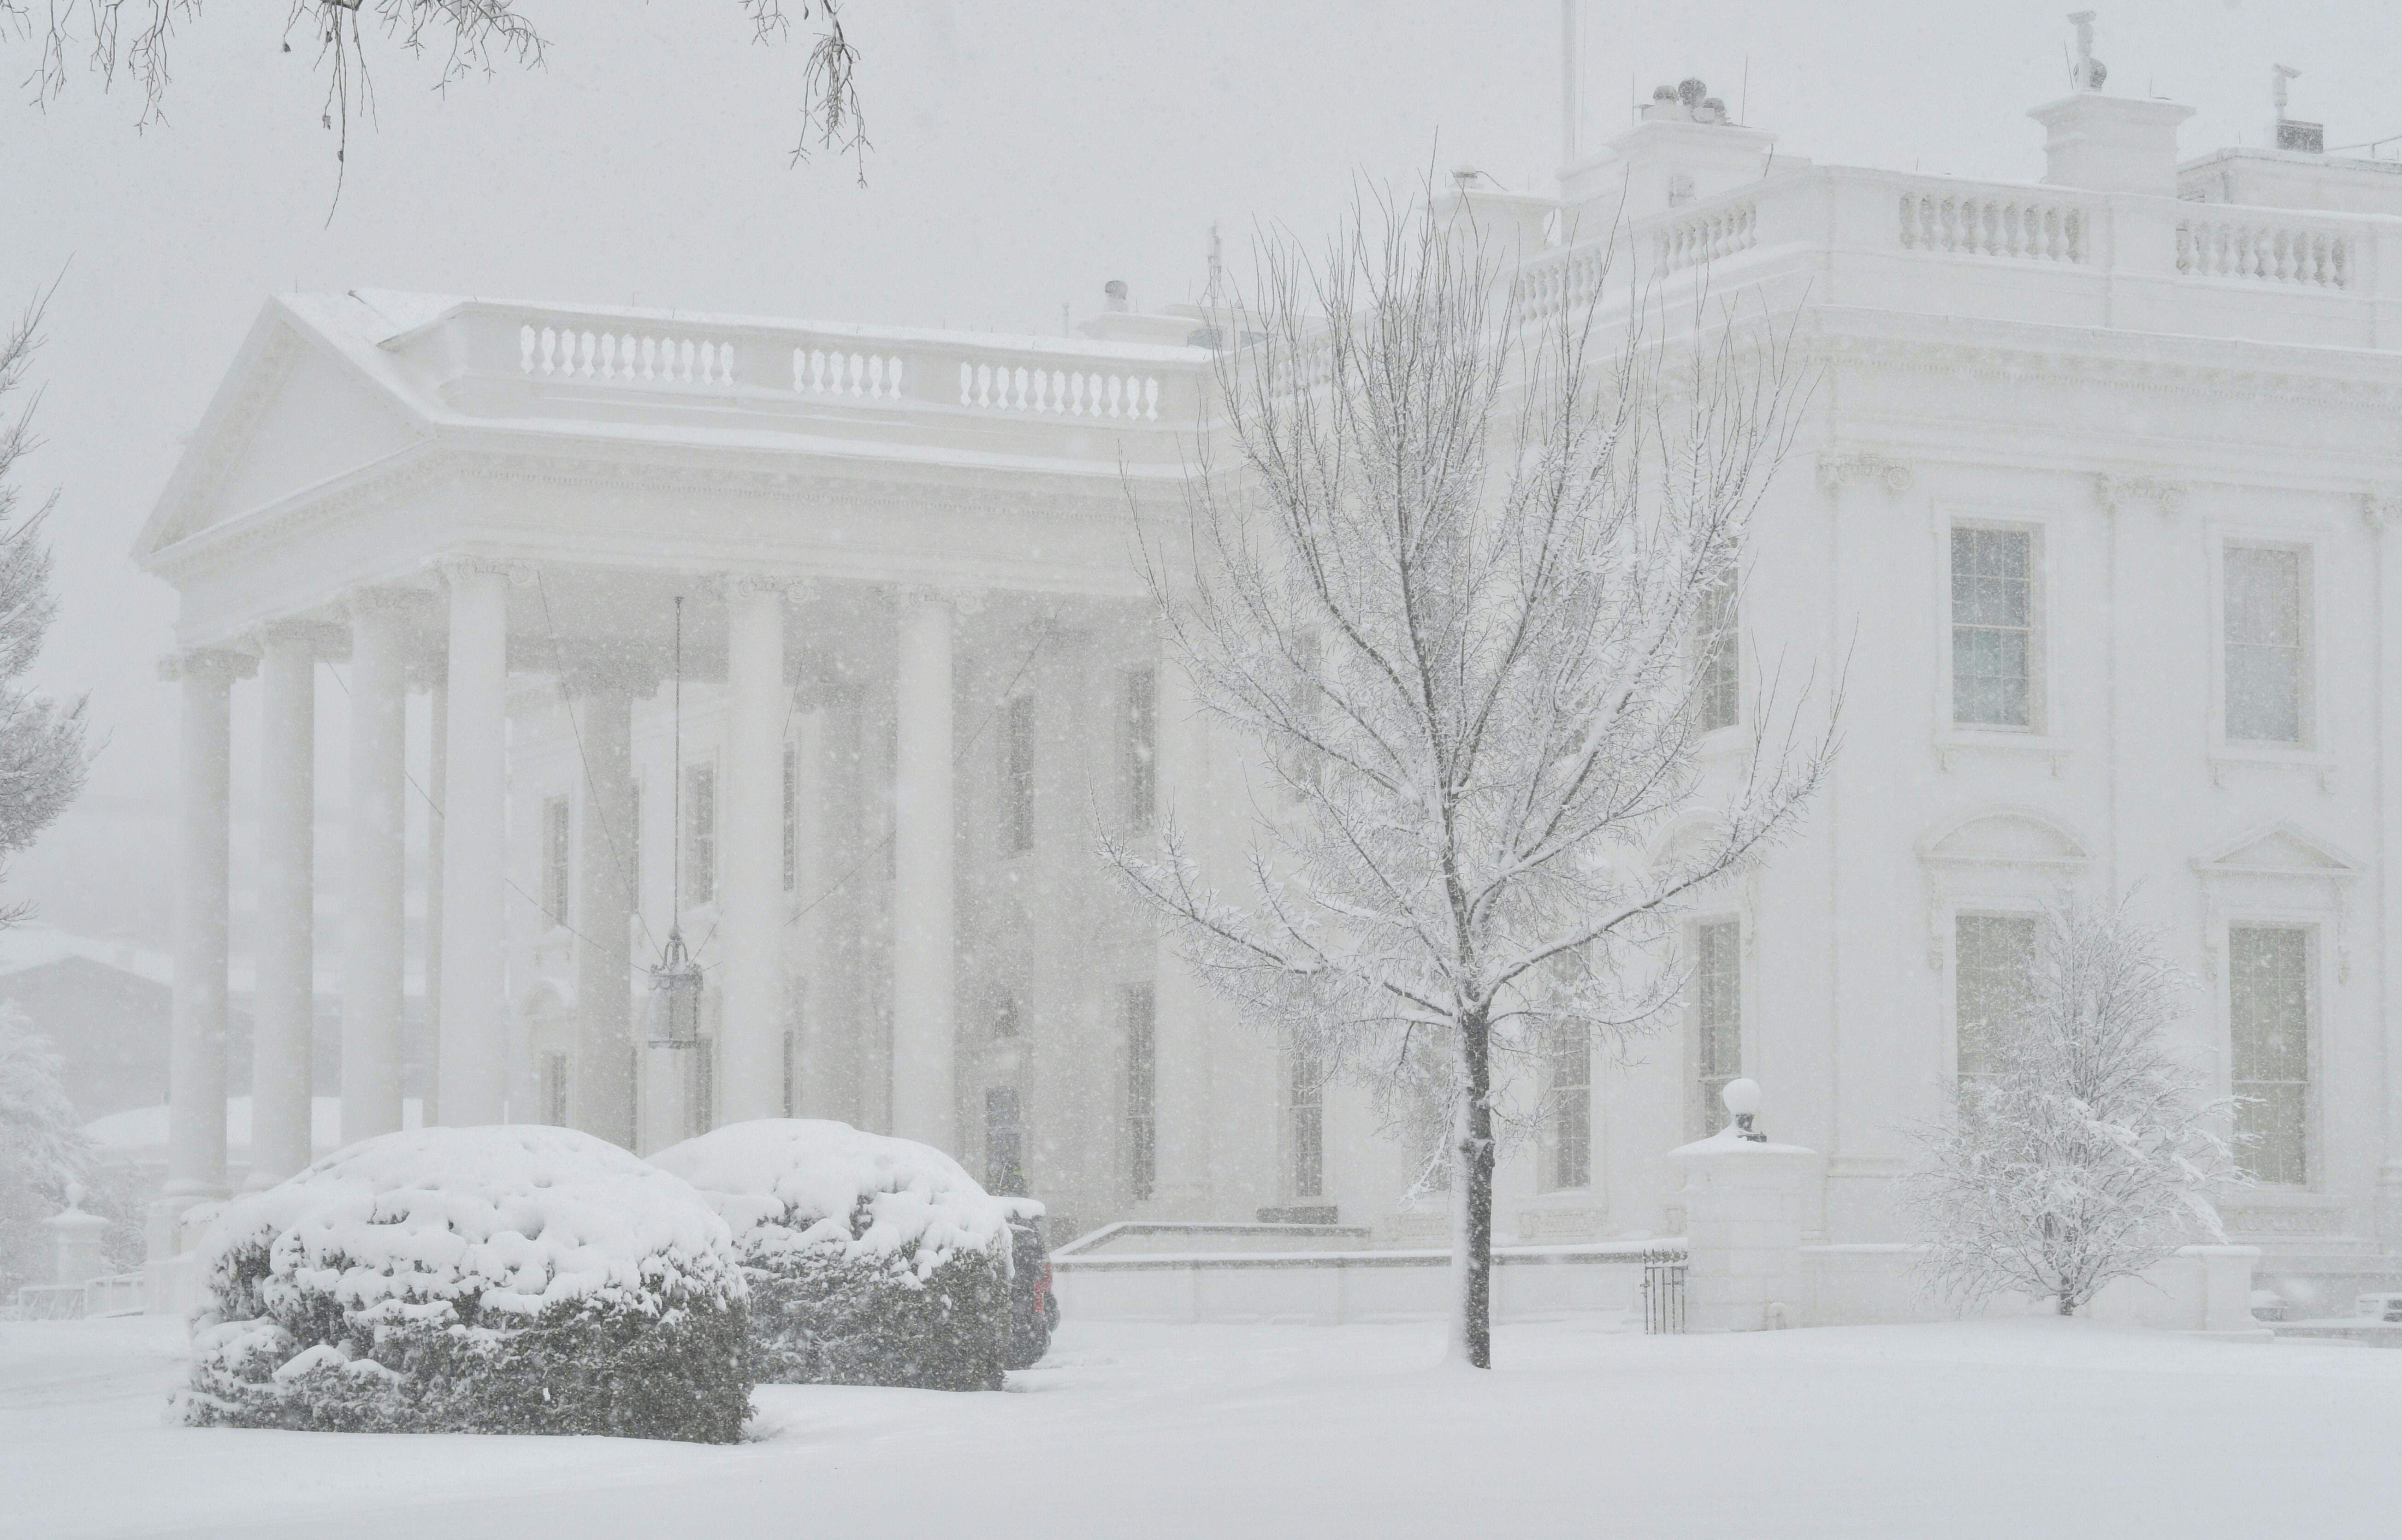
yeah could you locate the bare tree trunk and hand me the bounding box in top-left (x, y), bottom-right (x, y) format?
top-left (1450, 1009), bottom-right (1495, 1369)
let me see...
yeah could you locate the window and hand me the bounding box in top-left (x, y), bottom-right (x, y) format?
top-left (2230, 926), bottom-right (2310, 1184)
top-left (782, 743), bottom-right (798, 891)
top-left (2225, 545), bottom-right (2308, 745)
top-left (1543, 1029), bottom-right (1591, 1191)
top-left (986, 1087), bottom-right (1027, 1196)
top-left (541, 794), bottom-right (571, 927)
top-left (686, 1036), bottom-right (716, 1139)
top-left (683, 764), bottom-right (716, 908)
top-left (991, 989), bottom-right (1019, 1040)
top-left (1694, 919), bottom-right (1742, 1132)
top-left (1951, 527), bottom-right (2036, 729)
top-left (1123, 983), bottom-right (1156, 1202)
top-left (540, 1050), bottom-right (570, 1127)
top-left (1003, 695), bottom-right (1035, 854)
top-left (781, 1028), bottom-right (796, 1118)
top-left (1286, 1051), bottom-right (1325, 1200)
top-left (1690, 569), bottom-right (1739, 733)
top-left (1955, 913), bottom-right (2039, 1081)
top-left (629, 781), bottom-right (641, 911)
top-left (1124, 667), bottom-right (1158, 829)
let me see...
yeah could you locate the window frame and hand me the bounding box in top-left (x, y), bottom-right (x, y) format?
top-left (1687, 566), bottom-right (1741, 737)
top-left (2209, 529), bottom-right (2324, 764)
top-left (1948, 907), bottom-right (2043, 1085)
top-left (2221, 919), bottom-right (2319, 1190)
top-left (1123, 665), bottom-right (1158, 831)
top-left (1686, 913), bottom-right (1746, 1140)
top-left (1943, 518), bottom-right (2047, 736)
top-left (1538, 1027), bottom-right (1592, 1193)
top-left (1001, 693), bottom-right (1036, 855)
top-left (1284, 1048), bottom-right (1326, 1202)
top-left (540, 793), bottom-right (572, 930)
top-left (1122, 982), bottom-right (1157, 1202)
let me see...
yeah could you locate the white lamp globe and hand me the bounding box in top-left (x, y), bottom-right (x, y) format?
top-left (1720, 1078), bottom-right (1763, 1119)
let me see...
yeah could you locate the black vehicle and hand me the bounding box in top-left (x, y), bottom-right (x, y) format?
top-left (1002, 1202), bottom-right (1059, 1370)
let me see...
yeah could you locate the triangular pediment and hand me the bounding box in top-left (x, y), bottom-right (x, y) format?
top-left (2194, 822), bottom-right (2358, 878)
top-left (1918, 807), bottom-right (2091, 867)
top-left (132, 300), bottom-right (430, 563)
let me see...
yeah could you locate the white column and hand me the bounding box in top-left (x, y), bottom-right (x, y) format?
top-left (250, 627), bottom-right (319, 1188)
top-left (568, 672), bottom-right (637, 1147)
top-left (164, 649), bottom-right (250, 1200)
top-left (891, 592), bottom-right (957, 1151)
top-left (2372, 498), bottom-right (2402, 1244)
top-left (438, 560), bottom-right (512, 1126)
top-left (1149, 648), bottom-right (1212, 1212)
top-left (420, 664), bottom-right (446, 1128)
top-left (721, 578), bottom-right (790, 1125)
top-left (342, 595), bottom-right (413, 1144)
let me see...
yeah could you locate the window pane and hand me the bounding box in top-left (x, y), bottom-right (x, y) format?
top-left (1546, 1029), bottom-right (1591, 1190)
top-left (1695, 920), bottom-right (1741, 1130)
top-left (1124, 668), bottom-right (1157, 829)
top-left (986, 1087), bottom-right (1026, 1196)
top-left (1952, 528), bottom-right (2035, 728)
top-left (2230, 926), bottom-right (2310, 1182)
top-left (1689, 573), bottom-right (1739, 733)
top-left (1124, 984), bottom-right (1156, 1202)
top-left (1288, 1052), bottom-right (1324, 1199)
top-left (1956, 914), bottom-right (2039, 1078)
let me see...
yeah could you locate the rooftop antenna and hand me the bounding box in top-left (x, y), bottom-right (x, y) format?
top-left (2271, 64), bottom-right (2323, 152)
top-left (1204, 222), bottom-right (1224, 308)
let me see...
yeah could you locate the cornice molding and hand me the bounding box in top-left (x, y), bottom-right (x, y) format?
top-left (2363, 491), bottom-right (2402, 533)
top-left (1816, 324), bottom-right (2402, 411)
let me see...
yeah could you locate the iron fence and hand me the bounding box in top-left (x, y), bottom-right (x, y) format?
top-left (1640, 1250), bottom-right (1687, 1335)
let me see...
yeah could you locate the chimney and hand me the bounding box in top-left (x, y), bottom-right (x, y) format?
top-left (1559, 76), bottom-right (1779, 225)
top-left (2026, 14), bottom-right (2193, 197)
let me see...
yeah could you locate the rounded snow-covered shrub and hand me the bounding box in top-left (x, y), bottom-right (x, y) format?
top-left (651, 1119), bottom-right (1014, 1392)
top-left (179, 1125), bottom-right (752, 1442)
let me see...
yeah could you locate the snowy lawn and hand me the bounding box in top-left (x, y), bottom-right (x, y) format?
top-left (6, 1312), bottom-right (2400, 1539)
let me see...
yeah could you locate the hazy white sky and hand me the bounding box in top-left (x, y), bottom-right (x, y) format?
top-left (2, 0), bottom-right (2395, 940)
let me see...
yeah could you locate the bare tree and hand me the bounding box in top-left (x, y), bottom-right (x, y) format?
top-left (1905, 894), bottom-right (2244, 1317)
top-left (0, 294), bottom-right (89, 927)
top-left (1104, 192), bottom-right (1833, 1368)
top-left (5, 1), bottom-right (865, 178)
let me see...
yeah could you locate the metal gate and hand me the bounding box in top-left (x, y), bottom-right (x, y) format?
top-left (1640, 1251), bottom-right (1686, 1335)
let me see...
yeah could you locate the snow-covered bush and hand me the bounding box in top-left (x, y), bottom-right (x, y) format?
top-left (651, 1119), bottom-right (1015, 1392)
top-left (179, 1125), bottom-right (752, 1441)
top-left (1905, 895), bottom-right (2244, 1316)
top-left (0, 1006), bottom-right (91, 1293)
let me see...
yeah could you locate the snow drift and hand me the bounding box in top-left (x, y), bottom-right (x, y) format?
top-left (651, 1119), bottom-right (1016, 1391)
top-left (180, 1125), bottom-right (752, 1441)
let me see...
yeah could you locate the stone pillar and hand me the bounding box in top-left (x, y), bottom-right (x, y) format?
top-left (566, 666), bottom-right (638, 1146)
top-left (438, 560), bottom-right (512, 1126)
top-left (250, 625), bottom-right (319, 1188)
top-left (721, 577), bottom-right (790, 1125)
top-left (1149, 647), bottom-right (1212, 1212)
top-left (46, 1186), bottom-right (110, 1288)
top-left (343, 593), bottom-right (415, 1144)
top-left (1665, 1080), bottom-right (1824, 1332)
top-left (891, 591), bottom-right (957, 1151)
top-left (164, 648), bottom-right (251, 1200)
top-left (2371, 495), bottom-right (2402, 1244)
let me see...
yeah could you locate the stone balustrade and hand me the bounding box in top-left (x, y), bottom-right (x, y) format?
top-left (445, 302), bottom-right (1201, 424)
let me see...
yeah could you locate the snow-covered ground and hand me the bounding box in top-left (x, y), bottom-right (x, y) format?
top-left (6, 1313), bottom-right (2400, 1539)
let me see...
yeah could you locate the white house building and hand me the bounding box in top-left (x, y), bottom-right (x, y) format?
top-left (136, 41), bottom-right (2402, 1310)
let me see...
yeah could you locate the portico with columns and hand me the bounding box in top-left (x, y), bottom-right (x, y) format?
top-left (133, 290), bottom-right (1251, 1259)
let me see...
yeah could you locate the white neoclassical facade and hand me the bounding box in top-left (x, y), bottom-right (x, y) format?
top-left (139, 59), bottom-right (2402, 1301)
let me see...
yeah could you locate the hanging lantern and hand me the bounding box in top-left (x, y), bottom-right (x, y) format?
top-left (647, 925), bottom-right (704, 1048)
